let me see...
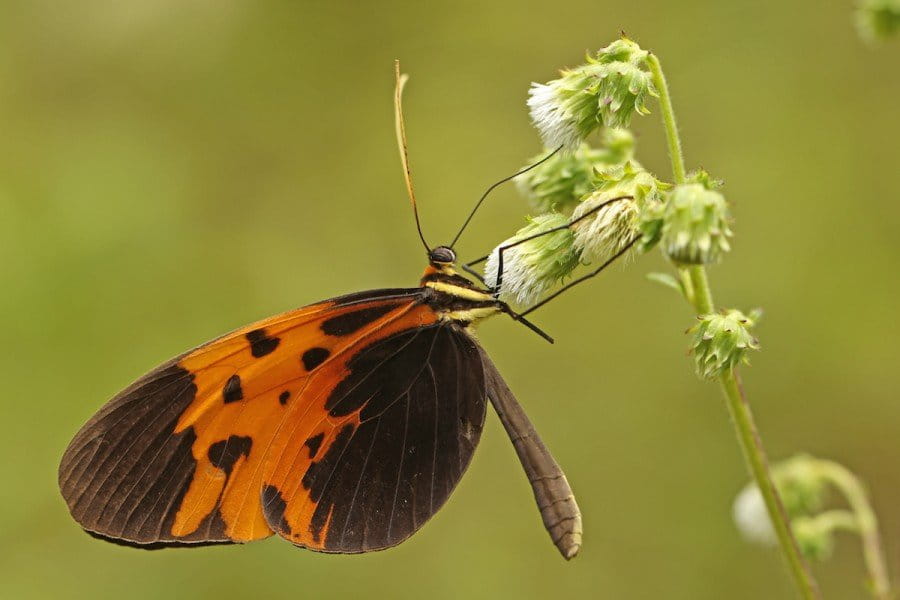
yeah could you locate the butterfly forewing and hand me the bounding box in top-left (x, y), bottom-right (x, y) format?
top-left (59, 288), bottom-right (489, 548)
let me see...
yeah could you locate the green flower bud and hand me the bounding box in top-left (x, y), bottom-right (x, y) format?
top-left (792, 515), bottom-right (836, 561)
top-left (484, 213), bottom-right (579, 305)
top-left (600, 127), bottom-right (637, 162)
top-left (657, 175), bottom-right (732, 265)
top-left (689, 309), bottom-right (760, 379)
top-left (517, 132), bottom-right (634, 214)
top-left (732, 456), bottom-right (828, 550)
top-left (637, 195), bottom-right (665, 253)
top-left (527, 38), bottom-right (657, 149)
top-left (857, 0), bottom-right (900, 42)
top-left (573, 159), bottom-right (667, 262)
top-left (733, 455), bottom-right (873, 564)
top-left (772, 454), bottom-right (828, 516)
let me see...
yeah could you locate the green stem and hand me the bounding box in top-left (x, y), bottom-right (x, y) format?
top-left (646, 53), bottom-right (686, 184)
top-left (722, 372), bottom-right (821, 600)
top-left (648, 51), bottom-right (821, 600)
top-left (687, 265), bottom-right (714, 314)
top-left (806, 509), bottom-right (861, 535)
top-left (815, 460), bottom-right (892, 600)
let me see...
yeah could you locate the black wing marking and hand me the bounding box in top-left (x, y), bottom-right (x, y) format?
top-left (57, 360), bottom-right (236, 546)
top-left (478, 348), bottom-right (583, 559)
top-left (270, 321), bottom-right (487, 553)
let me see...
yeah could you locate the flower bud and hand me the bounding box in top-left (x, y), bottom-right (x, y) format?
top-left (484, 213), bottom-right (579, 305)
top-left (733, 484), bottom-right (777, 546)
top-left (572, 160), bottom-right (665, 263)
top-left (571, 190), bottom-right (638, 264)
top-left (856, 0), bottom-right (900, 42)
top-left (527, 38), bottom-right (656, 149)
top-left (659, 178), bottom-right (732, 265)
top-left (689, 309), bottom-right (760, 379)
top-left (773, 454), bottom-right (827, 516)
top-left (516, 143), bottom-right (619, 214)
top-left (792, 515), bottom-right (837, 561)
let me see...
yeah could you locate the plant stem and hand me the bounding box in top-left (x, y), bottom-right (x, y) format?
top-left (647, 51), bottom-right (822, 600)
top-left (807, 509), bottom-right (861, 535)
top-left (816, 460), bottom-right (892, 600)
top-left (646, 54), bottom-right (686, 184)
top-left (687, 265), bottom-right (714, 314)
top-left (722, 372), bottom-right (821, 600)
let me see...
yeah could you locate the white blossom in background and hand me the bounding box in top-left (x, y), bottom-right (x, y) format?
top-left (733, 483), bottom-right (778, 546)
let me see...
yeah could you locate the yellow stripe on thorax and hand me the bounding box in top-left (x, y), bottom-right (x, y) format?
top-left (441, 306), bottom-right (502, 322)
top-left (425, 281), bottom-right (494, 302)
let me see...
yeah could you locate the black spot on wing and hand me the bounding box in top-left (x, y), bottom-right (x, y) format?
top-left (304, 433), bottom-right (324, 459)
top-left (278, 390), bottom-right (290, 405)
top-left (246, 329), bottom-right (280, 358)
top-left (301, 347), bottom-right (330, 371)
top-left (320, 304), bottom-right (399, 336)
top-left (222, 374), bottom-right (243, 403)
top-left (207, 436), bottom-right (253, 476)
top-left (261, 485), bottom-right (291, 535)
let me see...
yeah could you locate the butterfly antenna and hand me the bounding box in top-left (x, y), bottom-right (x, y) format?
top-left (394, 60), bottom-right (430, 253)
top-left (449, 145), bottom-right (562, 249)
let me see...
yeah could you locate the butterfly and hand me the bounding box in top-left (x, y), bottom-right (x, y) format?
top-left (58, 63), bottom-right (583, 560)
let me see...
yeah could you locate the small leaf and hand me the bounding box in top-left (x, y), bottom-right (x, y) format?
top-left (646, 272), bottom-right (683, 296)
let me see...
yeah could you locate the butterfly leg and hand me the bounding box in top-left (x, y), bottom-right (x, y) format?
top-left (460, 261), bottom-right (487, 285)
top-left (518, 235), bottom-right (639, 318)
top-left (494, 301), bottom-right (554, 344)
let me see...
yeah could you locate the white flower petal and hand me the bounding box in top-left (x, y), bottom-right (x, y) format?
top-left (733, 484), bottom-right (778, 546)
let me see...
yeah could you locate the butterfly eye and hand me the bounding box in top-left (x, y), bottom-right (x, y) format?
top-left (429, 246), bottom-right (456, 264)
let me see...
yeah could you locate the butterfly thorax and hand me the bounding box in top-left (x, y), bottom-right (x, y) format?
top-left (420, 262), bottom-right (501, 327)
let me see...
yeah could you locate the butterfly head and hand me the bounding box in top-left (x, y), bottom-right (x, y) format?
top-left (422, 245), bottom-right (478, 289)
top-left (428, 246), bottom-right (456, 268)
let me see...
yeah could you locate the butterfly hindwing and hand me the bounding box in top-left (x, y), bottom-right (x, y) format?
top-left (58, 288), bottom-right (453, 547)
top-left (262, 321), bottom-right (487, 552)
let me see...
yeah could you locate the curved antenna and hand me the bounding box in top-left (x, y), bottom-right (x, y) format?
top-left (449, 144), bottom-right (562, 249)
top-left (394, 60), bottom-right (430, 253)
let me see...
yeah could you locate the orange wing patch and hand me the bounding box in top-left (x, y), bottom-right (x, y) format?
top-left (165, 295), bottom-right (438, 543)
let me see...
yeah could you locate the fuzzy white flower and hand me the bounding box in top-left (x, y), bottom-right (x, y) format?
top-left (526, 80), bottom-right (587, 151)
top-left (571, 159), bottom-right (663, 263)
top-left (571, 191), bottom-right (639, 264)
top-left (733, 484), bottom-right (778, 546)
top-left (484, 213), bottom-right (579, 306)
top-left (527, 38), bottom-right (656, 150)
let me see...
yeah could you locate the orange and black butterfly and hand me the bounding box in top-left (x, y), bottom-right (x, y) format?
top-left (58, 63), bottom-right (587, 560)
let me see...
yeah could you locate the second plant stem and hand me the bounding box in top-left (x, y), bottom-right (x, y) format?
top-left (816, 460), bottom-right (891, 600)
top-left (647, 52), bottom-right (822, 600)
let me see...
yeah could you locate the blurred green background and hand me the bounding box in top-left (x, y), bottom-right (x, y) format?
top-left (1, 1), bottom-right (897, 599)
